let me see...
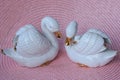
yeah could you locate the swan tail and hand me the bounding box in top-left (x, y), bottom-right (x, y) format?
top-left (100, 49), bottom-right (117, 59)
top-left (2, 48), bottom-right (16, 58)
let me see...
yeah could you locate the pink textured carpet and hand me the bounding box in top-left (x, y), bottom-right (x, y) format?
top-left (0, 0), bottom-right (120, 80)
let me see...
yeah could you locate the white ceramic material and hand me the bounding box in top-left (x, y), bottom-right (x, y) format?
top-left (65, 21), bottom-right (117, 67)
top-left (2, 16), bottom-right (61, 67)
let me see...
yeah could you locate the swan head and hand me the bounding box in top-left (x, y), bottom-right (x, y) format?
top-left (65, 21), bottom-right (78, 46)
top-left (41, 16), bottom-right (62, 38)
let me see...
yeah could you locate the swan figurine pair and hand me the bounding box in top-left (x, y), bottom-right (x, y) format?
top-left (1, 17), bottom-right (117, 68)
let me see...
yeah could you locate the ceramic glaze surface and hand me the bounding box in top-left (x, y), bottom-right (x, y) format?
top-left (0, 0), bottom-right (120, 80)
top-left (3, 17), bottom-right (60, 67)
top-left (65, 21), bottom-right (117, 67)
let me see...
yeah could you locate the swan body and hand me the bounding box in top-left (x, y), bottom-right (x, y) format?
top-left (2, 16), bottom-right (61, 67)
top-left (65, 21), bottom-right (117, 67)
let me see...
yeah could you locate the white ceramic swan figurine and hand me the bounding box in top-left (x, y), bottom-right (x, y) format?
top-left (65, 21), bottom-right (117, 67)
top-left (1, 16), bottom-right (61, 67)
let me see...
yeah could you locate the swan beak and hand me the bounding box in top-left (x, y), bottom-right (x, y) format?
top-left (65, 37), bottom-right (72, 46)
top-left (54, 31), bottom-right (62, 38)
top-left (1, 49), bottom-right (6, 55)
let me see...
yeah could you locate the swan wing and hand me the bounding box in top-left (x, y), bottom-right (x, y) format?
top-left (15, 25), bottom-right (51, 57)
top-left (74, 32), bottom-right (106, 55)
top-left (13, 24), bottom-right (38, 46)
top-left (88, 28), bottom-right (111, 44)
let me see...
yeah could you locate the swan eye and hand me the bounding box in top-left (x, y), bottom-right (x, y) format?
top-left (47, 26), bottom-right (53, 31)
top-left (49, 26), bottom-right (53, 28)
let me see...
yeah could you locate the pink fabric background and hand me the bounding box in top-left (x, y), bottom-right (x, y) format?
top-left (0, 0), bottom-right (120, 80)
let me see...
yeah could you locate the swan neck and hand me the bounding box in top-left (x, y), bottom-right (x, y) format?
top-left (41, 22), bottom-right (58, 47)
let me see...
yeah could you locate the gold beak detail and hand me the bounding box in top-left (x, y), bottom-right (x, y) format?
top-left (54, 31), bottom-right (62, 38)
top-left (65, 37), bottom-right (72, 46)
top-left (65, 37), bottom-right (77, 46)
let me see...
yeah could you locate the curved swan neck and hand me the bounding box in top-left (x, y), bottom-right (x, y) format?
top-left (41, 22), bottom-right (58, 47)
